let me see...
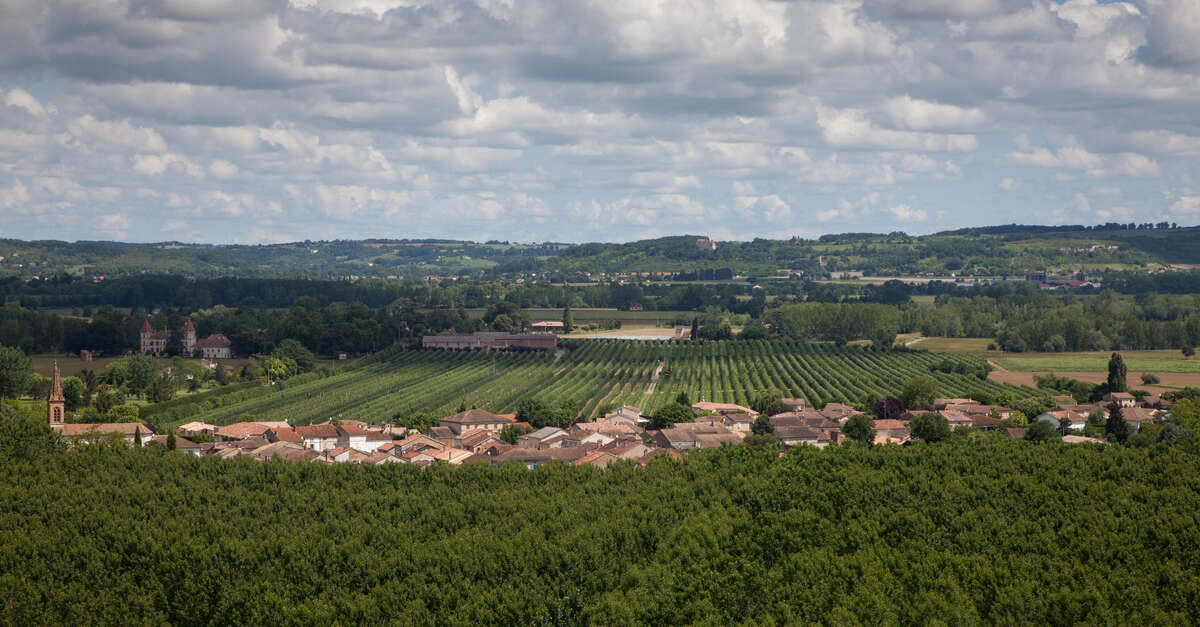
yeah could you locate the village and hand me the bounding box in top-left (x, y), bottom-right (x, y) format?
top-left (46, 349), bottom-right (1173, 468)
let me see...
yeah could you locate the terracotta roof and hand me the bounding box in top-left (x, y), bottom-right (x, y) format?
top-left (441, 408), bottom-right (513, 425)
top-left (177, 421), bottom-right (216, 433)
top-left (774, 425), bottom-right (821, 440)
top-left (268, 427), bottom-right (302, 443)
top-left (421, 426), bottom-right (456, 440)
top-left (637, 448), bottom-right (683, 464)
top-left (873, 419), bottom-right (908, 431)
top-left (458, 430), bottom-right (499, 449)
top-left (295, 424), bottom-right (340, 439)
top-left (398, 433), bottom-right (447, 451)
top-left (229, 436), bottom-right (269, 449)
top-left (495, 446), bottom-right (597, 463)
top-left (252, 441), bottom-right (321, 462)
top-left (573, 450), bottom-right (617, 468)
top-left (216, 422), bottom-right (271, 439)
top-left (1122, 407), bottom-right (1161, 423)
top-left (194, 334), bottom-right (232, 349)
top-left (61, 423), bottom-right (153, 437)
top-left (691, 401), bottom-right (756, 415)
top-left (574, 421), bottom-right (642, 436)
top-left (427, 448), bottom-right (473, 464)
top-left (255, 421), bottom-right (291, 429)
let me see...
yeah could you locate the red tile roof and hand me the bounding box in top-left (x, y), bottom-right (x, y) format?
top-left (295, 424), bottom-right (339, 439)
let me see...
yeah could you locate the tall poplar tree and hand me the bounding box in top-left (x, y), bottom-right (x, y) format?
top-left (1107, 352), bottom-right (1127, 393)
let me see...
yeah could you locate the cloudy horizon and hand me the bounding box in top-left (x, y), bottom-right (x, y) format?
top-left (1, 0), bottom-right (1199, 244)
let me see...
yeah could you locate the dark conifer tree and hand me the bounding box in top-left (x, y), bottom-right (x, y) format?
top-left (1105, 402), bottom-right (1128, 444)
top-left (1107, 352), bottom-right (1127, 393)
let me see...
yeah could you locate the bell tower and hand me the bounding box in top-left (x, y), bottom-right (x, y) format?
top-left (183, 318), bottom-right (197, 354)
top-left (48, 361), bottom-right (65, 429)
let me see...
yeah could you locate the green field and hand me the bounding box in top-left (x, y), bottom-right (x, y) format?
top-left (908, 337), bottom-right (995, 353)
top-left (173, 340), bottom-right (1031, 428)
top-left (991, 353), bottom-right (1200, 374)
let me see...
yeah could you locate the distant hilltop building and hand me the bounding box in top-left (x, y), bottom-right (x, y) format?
top-left (696, 237), bottom-right (717, 251)
top-left (422, 330), bottom-right (556, 351)
top-left (140, 319), bottom-right (232, 358)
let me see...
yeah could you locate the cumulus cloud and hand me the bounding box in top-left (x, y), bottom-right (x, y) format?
top-left (818, 106), bottom-right (978, 152)
top-left (882, 95), bottom-right (985, 131)
top-left (1001, 141), bottom-right (1160, 179)
top-left (0, 0), bottom-right (1196, 242)
top-left (887, 203), bottom-right (928, 222)
top-left (1138, 0), bottom-right (1200, 69)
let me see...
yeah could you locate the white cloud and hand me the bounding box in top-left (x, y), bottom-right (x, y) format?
top-left (1070, 192), bottom-right (1091, 212)
top-left (95, 213), bottom-right (133, 237)
top-left (1002, 142), bottom-right (1160, 179)
top-left (1002, 145), bottom-right (1103, 169)
top-left (132, 153), bottom-right (205, 178)
top-left (818, 106), bottom-right (978, 152)
top-left (209, 159), bottom-right (239, 179)
top-left (1170, 196), bottom-right (1200, 215)
top-left (1096, 205), bottom-right (1135, 221)
top-left (883, 95), bottom-right (985, 131)
top-left (3, 88), bottom-right (46, 116)
top-left (0, 0), bottom-right (1196, 241)
top-left (1140, 0), bottom-right (1200, 68)
top-left (1086, 153), bottom-right (1161, 179)
top-left (69, 115), bottom-right (168, 154)
top-left (887, 203), bottom-right (928, 222)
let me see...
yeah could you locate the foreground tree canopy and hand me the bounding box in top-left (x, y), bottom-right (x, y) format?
top-left (2, 438), bottom-right (1199, 624)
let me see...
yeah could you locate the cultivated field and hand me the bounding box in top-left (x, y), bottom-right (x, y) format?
top-left (175, 340), bottom-right (1032, 428)
top-left (900, 336), bottom-right (1198, 373)
top-left (904, 337), bottom-right (995, 352)
top-left (988, 370), bottom-right (1200, 394)
top-left (989, 352), bottom-right (1200, 374)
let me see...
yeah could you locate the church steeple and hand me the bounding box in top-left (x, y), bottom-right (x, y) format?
top-left (48, 361), bottom-right (65, 429)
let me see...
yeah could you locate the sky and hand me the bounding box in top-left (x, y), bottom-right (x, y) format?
top-left (1, 0), bottom-right (1199, 244)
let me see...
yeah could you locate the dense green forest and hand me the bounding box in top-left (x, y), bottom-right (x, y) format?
top-left (2, 434), bottom-right (1199, 624)
top-left (0, 239), bottom-right (558, 280)
top-left (4, 224), bottom-right (1198, 281)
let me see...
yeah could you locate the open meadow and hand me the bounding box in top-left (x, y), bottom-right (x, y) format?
top-left (30, 355), bottom-right (253, 379)
top-left (899, 335), bottom-right (1199, 374)
top-left (988, 351), bottom-right (1200, 374)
